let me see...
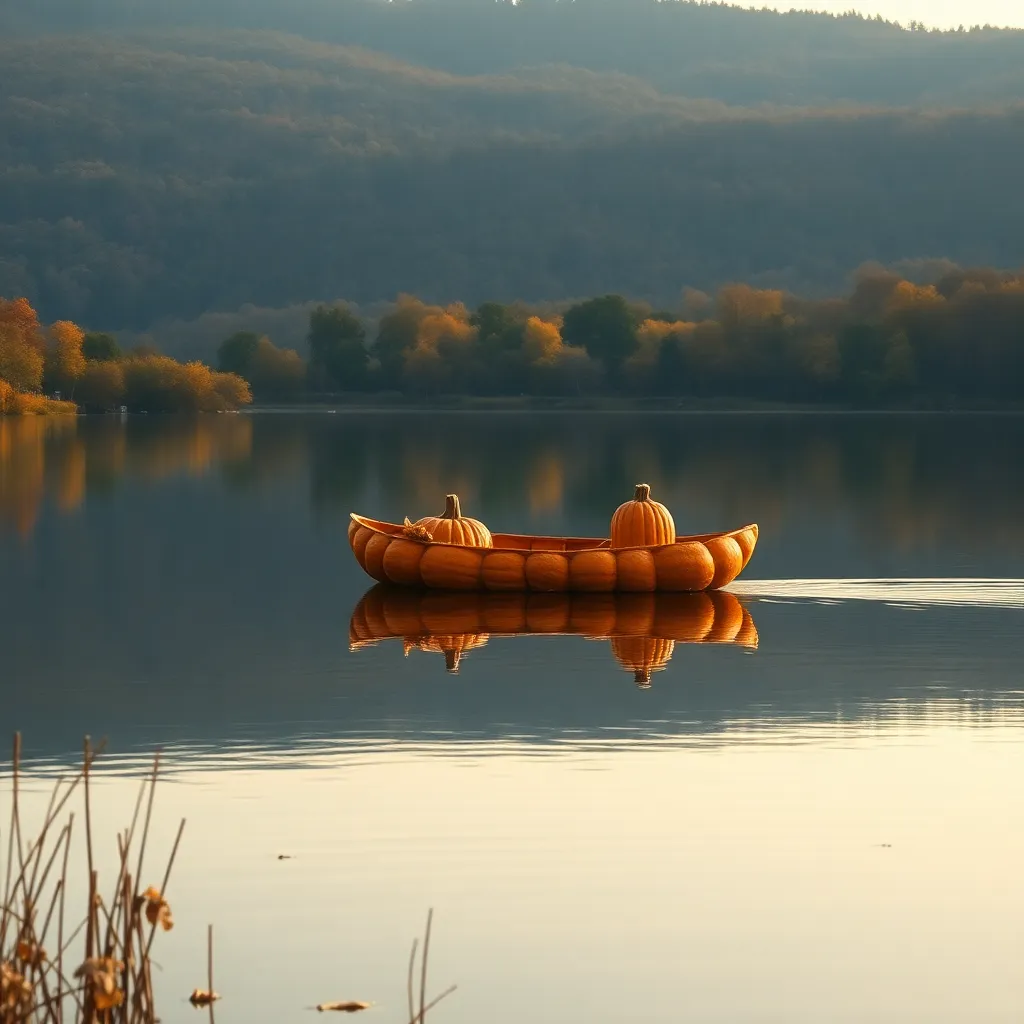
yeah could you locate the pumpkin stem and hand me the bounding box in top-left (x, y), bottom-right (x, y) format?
top-left (634, 483), bottom-right (652, 502)
top-left (445, 649), bottom-right (461, 673)
top-left (635, 668), bottom-right (652, 687)
top-left (443, 494), bottom-right (462, 519)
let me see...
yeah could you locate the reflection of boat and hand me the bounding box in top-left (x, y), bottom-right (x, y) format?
top-left (348, 516), bottom-right (758, 593)
top-left (349, 586), bottom-right (758, 683)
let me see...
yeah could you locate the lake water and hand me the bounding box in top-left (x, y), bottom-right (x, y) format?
top-left (1, 411), bottom-right (1023, 1023)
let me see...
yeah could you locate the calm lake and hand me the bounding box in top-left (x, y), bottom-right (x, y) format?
top-left (1, 411), bottom-right (1023, 1023)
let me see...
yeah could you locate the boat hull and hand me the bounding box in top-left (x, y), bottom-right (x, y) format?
top-left (349, 514), bottom-right (758, 592)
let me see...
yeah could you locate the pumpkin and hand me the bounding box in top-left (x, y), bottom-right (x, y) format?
top-left (405, 633), bottom-right (489, 674)
top-left (610, 636), bottom-right (676, 687)
top-left (414, 494), bottom-right (492, 548)
top-left (610, 483), bottom-right (676, 548)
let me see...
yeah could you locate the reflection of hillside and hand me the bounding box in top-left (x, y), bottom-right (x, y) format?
top-left (349, 586), bottom-right (757, 683)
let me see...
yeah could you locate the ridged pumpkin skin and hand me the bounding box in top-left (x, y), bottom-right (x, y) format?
top-left (610, 483), bottom-right (676, 548)
top-left (348, 511), bottom-right (757, 592)
top-left (414, 494), bottom-right (492, 547)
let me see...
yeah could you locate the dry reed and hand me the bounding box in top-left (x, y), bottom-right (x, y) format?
top-left (1, 734), bottom-right (186, 1024)
top-left (2, 735), bottom-right (456, 1024)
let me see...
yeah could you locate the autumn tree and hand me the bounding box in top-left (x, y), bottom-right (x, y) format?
top-left (122, 355), bottom-right (251, 412)
top-left (44, 320), bottom-right (87, 397)
top-left (0, 324), bottom-right (44, 393)
top-left (0, 298), bottom-right (45, 393)
top-left (76, 361), bottom-right (126, 411)
top-left (248, 336), bottom-right (306, 400)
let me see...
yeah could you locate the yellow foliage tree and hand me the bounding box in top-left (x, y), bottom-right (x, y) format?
top-left (122, 355), bottom-right (251, 412)
top-left (629, 319), bottom-right (698, 367)
top-left (886, 281), bottom-right (945, 313)
top-left (403, 306), bottom-right (477, 389)
top-left (0, 298), bottom-right (46, 395)
top-left (717, 284), bottom-right (785, 328)
top-left (45, 320), bottom-right (87, 396)
top-left (521, 316), bottom-right (563, 364)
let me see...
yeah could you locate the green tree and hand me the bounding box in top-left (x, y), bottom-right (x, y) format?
top-left (307, 304), bottom-right (368, 391)
top-left (374, 296), bottom-right (426, 389)
top-left (560, 295), bottom-right (638, 376)
top-left (217, 331), bottom-right (260, 376)
top-left (83, 332), bottom-right (122, 362)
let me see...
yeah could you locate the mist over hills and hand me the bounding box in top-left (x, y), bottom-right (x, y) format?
top-left (2, 1), bottom-right (1024, 332)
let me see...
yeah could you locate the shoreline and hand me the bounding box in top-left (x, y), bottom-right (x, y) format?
top-left (244, 395), bottom-right (1024, 415)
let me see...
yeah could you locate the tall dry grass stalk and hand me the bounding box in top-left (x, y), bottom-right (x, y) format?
top-left (1, 734), bottom-right (187, 1024)
top-left (3, 734), bottom-right (454, 1024)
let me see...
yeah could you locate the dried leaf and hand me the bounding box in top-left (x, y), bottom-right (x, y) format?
top-left (189, 989), bottom-right (221, 1007)
top-left (403, 517), bottom-right (433, 542)
top-left (2, 962), bottom-right (34, 1012)
top-left (75, 957), bottom-right (125, 1010)
top-left (316, 1002), bottom-right (371, 1013)
top-left (143, 886), bottom-right (174, 932)
top-left (16, 940), bottom-right (46, 967)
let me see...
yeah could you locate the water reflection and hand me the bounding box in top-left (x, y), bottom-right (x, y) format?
top-left (0, 414), bottom-right (253, 535)
top-left (350, 586), bottom-right (757, 682)
top-left (2, 412), bottom-right (1023, 578)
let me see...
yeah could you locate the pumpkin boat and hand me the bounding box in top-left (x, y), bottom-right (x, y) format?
top-left (349, 585), bottom-right (758, 684)
top-left (349, 485), bottom-right (757, 593)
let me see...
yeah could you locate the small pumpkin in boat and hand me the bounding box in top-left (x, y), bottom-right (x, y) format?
top-left (414, 494), bottom-right (493, 548)
top-left (610, 483), bottom-right (676, 549)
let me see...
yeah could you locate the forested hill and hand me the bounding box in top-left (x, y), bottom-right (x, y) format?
top-left (2, 6), bottom-right (1024, 331)
top-left (5, 0), bottom-right (1024, 108)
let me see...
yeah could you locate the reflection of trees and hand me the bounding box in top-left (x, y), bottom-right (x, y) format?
top-left (0, 418), bottom-right (67, 537)
top-left (5, 413), bottom-right (1023, 559)
top-left (0, 415), bottom-right (255, 539)
top-left (309, 412), bottom-right (1024, 557)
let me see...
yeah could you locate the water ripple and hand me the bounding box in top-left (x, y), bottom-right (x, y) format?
top-left (728, 578), bottom-right (1024, 609)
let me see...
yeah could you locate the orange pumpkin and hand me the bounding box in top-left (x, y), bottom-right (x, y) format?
top-left (610, 636), bottom-right (676, 687)
top-left (610, 483), bottom-right (676, 548)
top-left (414, 494), bottom-right (492, 547)
top-left (405, 633), bottom-right (489, 673)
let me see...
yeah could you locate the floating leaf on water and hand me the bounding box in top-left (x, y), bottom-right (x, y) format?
top-left (189, 989), bottom-right (221, 1006)
top-left (316, 1001), bottom-right (371, 1013)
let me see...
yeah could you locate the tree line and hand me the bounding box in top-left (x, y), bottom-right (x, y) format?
top-left (216, 267), bottom-right (1024, 406)
top-left (0, 297), bottom-right (251, 414)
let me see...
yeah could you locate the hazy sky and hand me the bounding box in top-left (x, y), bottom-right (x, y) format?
top-left (752, 1), bottom-right (1024, 29)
